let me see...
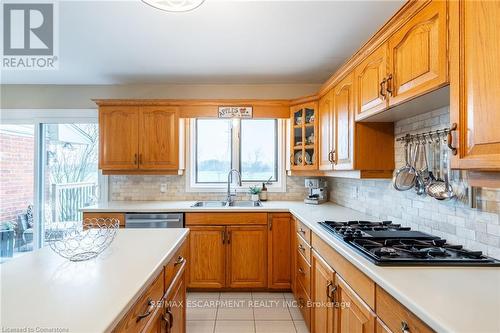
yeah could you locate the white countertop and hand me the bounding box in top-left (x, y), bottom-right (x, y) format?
top-left (82, 200), bottom-right (500, 333)
top-left (0, 229), bottom-right (189, 333)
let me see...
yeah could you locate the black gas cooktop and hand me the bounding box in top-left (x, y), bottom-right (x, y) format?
top-left (319, 220), bottom-right (500, 266)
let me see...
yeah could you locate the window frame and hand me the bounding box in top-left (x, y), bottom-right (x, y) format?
top-left (187, 118), bottom-right (286, 193)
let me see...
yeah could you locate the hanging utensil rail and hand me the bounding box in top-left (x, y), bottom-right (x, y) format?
top-left (396, 124), bottom-right (458, 155)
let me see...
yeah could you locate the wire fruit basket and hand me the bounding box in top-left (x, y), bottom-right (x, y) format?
top-left (47, 218), bottom-right (119, 261)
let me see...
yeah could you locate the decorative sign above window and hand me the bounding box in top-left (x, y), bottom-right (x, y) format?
top-left (218, 106), bottom-right (253, 119)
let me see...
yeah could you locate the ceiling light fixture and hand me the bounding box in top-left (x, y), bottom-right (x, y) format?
top-left (142, 0), bottom-right (206, 12)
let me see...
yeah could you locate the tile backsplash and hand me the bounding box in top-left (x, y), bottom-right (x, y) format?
top-left (328, 106), bottom-right (500, 259)
top-left (110, 175), bottom-right (308, 202)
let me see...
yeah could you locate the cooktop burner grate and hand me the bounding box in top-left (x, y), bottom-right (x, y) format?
top-left (319, 220), bottom-right (500, 266)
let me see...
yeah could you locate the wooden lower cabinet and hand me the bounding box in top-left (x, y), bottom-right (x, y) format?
top-left (164, 271), bottom-right (186, 333)
top-left (186, 219), bottom-right (267, 289)
top-left (114, 240), bottom-right (187, 333)
top-left (187, 226), bottom-right (225, 289)
top-left (226, 225), bottom-right (267, 288)
top-left (336, 276), bottom-right (376, 333)
top-left (311, 249), bottom-right (336, 333)
top-left (268, 213), bottom-right (292, 289)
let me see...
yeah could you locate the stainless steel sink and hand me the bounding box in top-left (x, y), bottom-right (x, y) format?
top-left (191, 200), bottom-right (263, 208)
top-left (227, 201), bottom-right (263, 207)
top-left (191, 201), bottom-right (228, 207)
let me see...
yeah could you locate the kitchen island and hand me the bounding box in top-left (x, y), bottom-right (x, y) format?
top-left (0, 228), bottom-right (188, 333)
top-left (82, 201), bottom-right (500, 333)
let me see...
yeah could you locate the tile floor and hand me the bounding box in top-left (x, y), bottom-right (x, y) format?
top-left (187, 292), bottom-right (309, 333)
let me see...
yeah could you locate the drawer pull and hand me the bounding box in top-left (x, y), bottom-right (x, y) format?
top-left (298, 267), bottom-right (305, 275)
top-left (298, 244), bottom-right (306, 252)
top-left (136, 298), bottom-right (155, 321)
top-left (401, 321), bottom-right (410, 333)
top-left (298, 228), bottom-right (306, 235)
top-left (174, 256), bottom-right (185, 266)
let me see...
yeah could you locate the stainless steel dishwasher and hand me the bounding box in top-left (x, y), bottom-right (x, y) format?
top-left (125, 213), bottom-right (184, 228)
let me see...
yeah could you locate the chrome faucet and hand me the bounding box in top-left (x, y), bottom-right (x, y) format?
top-left (227, 169), bottom-right (242, 203)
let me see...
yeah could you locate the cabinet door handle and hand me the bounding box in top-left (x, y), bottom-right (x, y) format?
top-left (174, 256), bottom-right (185, 266)
top-left (447, 123), bottom-right (458, 156)
top-left (162, 313), bottom-right (171, 332)
top-left (386, 74), bottom-right (393, 96)
top-left (380, 78), bottom-right (387, 99)
top-left (139, 153), bottom-right (142, 164)
top-left (134, 153), bottom-right (138, 165)
top-left (269, 219), bottom-right (273, 231)
top-left (401, 321), bottom-right (410, 333)
top-left (328, 151), bottom-right (333, 163)
top-left (298, 228), bottom-right (306, 235)
top-left (332, 149), bottom-right (337, 165)
top-left (166, 307), bottom-right (174, 329)
top-left (298, 267), bottom-right (305, 275)
top-left (227, 230), bottom-right (231, 244)
top-left (298, 244), bottom-right (305, 252)
top-left (222, 230), bottom-right (225, 244)
top-left (136, 298), bottom-right (155, 321)
top-left (327, 282), bottom-right (337, 302)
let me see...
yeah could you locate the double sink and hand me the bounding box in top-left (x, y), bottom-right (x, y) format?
top-left (191, 200), bottom-right (263, 208)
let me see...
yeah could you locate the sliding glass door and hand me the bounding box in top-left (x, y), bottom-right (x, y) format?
top-left (41, 123), bottom-right (99, 245)
top-left (0, 112), bottom-right (100, 262)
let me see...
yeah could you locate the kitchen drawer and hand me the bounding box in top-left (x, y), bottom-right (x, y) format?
top-left (295, 218), bottom-right (311, 245)
top-left (296, 233), bottom-right (311, 264)
top-left (164, 240), bottom-right (187, 292)
top-left (113, 271), bottom-right (164, 333)
top-left (295, 279), bottom-right (311, 328)
top-left (296, 250), bottom-right (311, 298)
top-left (185, 212), bottom-right (267, 225)
top-left (376, 286), bottom-right (434, 333)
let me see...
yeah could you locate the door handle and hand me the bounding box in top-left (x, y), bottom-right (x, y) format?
top-left (269, 219), bottom-right (273, 231)
top-left (380, 78), bottom-right (387, 100)
top-left (227, 230), bottom-right (231, 244)
top-left (222, 230), bottom-right (225, 244)
top-left (136, 298), bottom-right (155, 321)
top-left (134, 153), bottom-right (138, 165)
top-left (139, 153), bottom-right (142, 164)
top-left (447, 123), bottom-right (458, 156)
top-left (386, 74), bottom-right (393, 96)
top-left (332, 149), bottom-right (337, 165)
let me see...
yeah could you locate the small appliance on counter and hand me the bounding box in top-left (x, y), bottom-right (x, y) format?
top-left (304, 178), bottom-right (327, 205)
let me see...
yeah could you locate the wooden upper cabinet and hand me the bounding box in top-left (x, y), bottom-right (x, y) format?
top-left (311, 250), bottom-right (336, 333)
top-left (319, 90), bottom-right (334, 171)
top-left (139, 106), bottom-right (179, 170)
top-left (354, 44), bottom-right (389, 120)
top-left (450, 0), bottom-right (500, 170)
top-left (333, 73), bottom-right (355, 170)
top-left (387, 0), bottom-right (448, 106)
top-left (187, 226), bottom-right (226, 289)
top-left (268, 214), bottom-right (292, 289)
top-left (336, 276), bottom-right (376, 333)
top-left (99, 106), bottom-right (139, 170)
top-left (290, 101), bottom-right (319, 170)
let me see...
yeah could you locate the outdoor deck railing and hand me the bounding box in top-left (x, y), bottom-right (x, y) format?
top-left (51, 182), bottom-right (98, 222)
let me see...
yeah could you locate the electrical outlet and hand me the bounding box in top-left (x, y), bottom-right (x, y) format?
top-left (160, 183), bottom-right (167, 193)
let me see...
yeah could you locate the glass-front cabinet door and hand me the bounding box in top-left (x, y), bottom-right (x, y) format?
top-left (290, 101), bottom-right (318, 170)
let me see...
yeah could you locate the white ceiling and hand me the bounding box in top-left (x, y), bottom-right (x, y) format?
top-left (1, 0), bottom-right (404, 85)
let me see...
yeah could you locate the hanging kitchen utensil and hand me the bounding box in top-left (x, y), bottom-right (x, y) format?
top-left (427, 134), bottom-right (455, 200)
top-left (414, 138), bottom-right (427, 195)
top-left (440, 136), bottom-right (456, 200)
top-left (393, 140), bottom-right (416, 191)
